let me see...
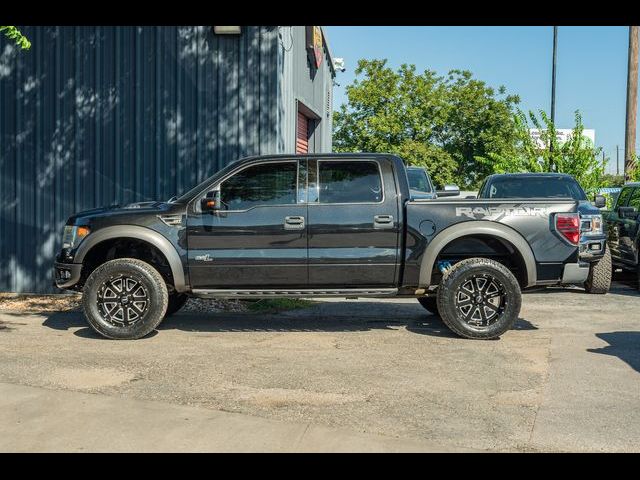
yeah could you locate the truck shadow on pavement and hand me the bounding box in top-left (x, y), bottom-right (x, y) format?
top-left (522, 278), bottom-right (639, 298)
top-left (587, 332), bottom-right (640, 374)
top-left (41, 301), bottom-right (537, 340)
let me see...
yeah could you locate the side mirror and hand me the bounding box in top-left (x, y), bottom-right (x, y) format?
top-left (593, 194), bottom-right (606, 209)
top-left (200, 191), bottom-right (221, 212)
top-left (436, 184), bottom-right (460, 197)
top-left (618, 206), bottom-right (638, 219)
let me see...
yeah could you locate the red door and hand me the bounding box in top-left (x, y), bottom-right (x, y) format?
top-left (296, 111), bottom-right (309, 154)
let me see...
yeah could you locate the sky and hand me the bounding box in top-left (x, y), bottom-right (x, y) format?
top-left (324, 26), bottom-right (636, 175)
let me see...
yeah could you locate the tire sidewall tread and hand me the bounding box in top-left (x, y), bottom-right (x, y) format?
top-left (584, 247), bottom-right (612, 294)
top-left (82, 258), bottom-right (169, 340)
top-left (436, 257), bottom-right (522, 340)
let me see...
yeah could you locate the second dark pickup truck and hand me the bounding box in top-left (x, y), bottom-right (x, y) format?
top-left (55, 154), bottom-right (596, 340)
top-left (603, 182), bottom-right (640, 289)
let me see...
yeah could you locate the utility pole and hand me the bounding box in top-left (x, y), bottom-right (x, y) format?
top-left (551, 26), bottom-right (558, 125)
top-left (624, 26), bottom-right (638, 181)
top-left (548, 26), bottom-right (559, 171)
top-left (617, 145), bottom-right (620, 175)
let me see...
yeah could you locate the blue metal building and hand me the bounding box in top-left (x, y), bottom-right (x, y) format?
top-left (0, 26), bottom-right (336, 293)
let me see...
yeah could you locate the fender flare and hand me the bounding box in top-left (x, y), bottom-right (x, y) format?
top-left (418, 221), bottom-right (537, 288)
top-left (74, 225), bottom-right (188, 292)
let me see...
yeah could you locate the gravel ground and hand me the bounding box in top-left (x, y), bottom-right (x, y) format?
top-left (0, 293), bottom-right (249, 314)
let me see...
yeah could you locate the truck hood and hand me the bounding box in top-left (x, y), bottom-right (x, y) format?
top-left (66, 201), bottom-right (176, 224)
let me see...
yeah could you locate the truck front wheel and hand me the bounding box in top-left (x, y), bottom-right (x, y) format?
top-left (82, 258), bottom-right (169, 340)
top-left (437, 258), bottom-right (521, 340)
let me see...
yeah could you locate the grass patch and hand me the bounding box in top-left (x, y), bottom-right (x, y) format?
top-left (244, 298), bottom-right (316, 313)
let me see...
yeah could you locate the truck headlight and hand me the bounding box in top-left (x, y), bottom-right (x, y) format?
top-left (580, 214), bottom-right (603, 236)
top-left (62, 225), bottom-right (91, 249)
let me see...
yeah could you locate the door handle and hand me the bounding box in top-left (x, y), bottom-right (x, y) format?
top-left (284, 216), bottom-right (305, 230)
top-left (374, 214), bottom-right (394, 229)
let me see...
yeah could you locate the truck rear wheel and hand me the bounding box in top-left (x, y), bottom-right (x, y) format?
top-left (436, 257), bottom-right (521, 340)
top-left (82, 258), bottom-right (169, 340)
top-left (417, 296), bottom-right (439, 316)
top-left (584, 247), bottom-right (612, 294)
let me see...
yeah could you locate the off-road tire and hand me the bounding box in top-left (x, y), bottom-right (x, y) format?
top-left (82, 258), bottom-right (169, 340)
top-left (584, 247), bottom-right (612, 294)
top-left (165, 293), bottom-right (188, 317)
top-left (417, 296), bottom-right (439, 316)
top-left (436, 257), bottom-right (521, 340)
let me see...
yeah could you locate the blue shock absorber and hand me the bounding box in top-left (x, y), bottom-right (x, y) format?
top-left (437, 260), bottom-right (452, 273)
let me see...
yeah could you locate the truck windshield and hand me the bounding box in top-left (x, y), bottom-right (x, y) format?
top-left (407, 169), bottom-right (433, 193)
top-left (486, 177), bottom-right (587, 200)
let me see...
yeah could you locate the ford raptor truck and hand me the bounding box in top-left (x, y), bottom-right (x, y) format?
top-left (477, 173), bottom-right (611, 294)
top-left (54, 154), bottom-right (592, 340)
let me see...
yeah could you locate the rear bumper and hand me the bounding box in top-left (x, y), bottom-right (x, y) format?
top-left (578, 237), bottom-right (606, 261)
top-left (53, 262), bottom-right (83, 290)
top-left (561, 262), bottom-right (590, 284)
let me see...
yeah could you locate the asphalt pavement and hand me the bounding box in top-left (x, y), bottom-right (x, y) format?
top-left (0, 276), bottom-right (638, 452)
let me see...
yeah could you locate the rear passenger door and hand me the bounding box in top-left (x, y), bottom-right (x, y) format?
top-left (306, 158), bottom-right (400, 287)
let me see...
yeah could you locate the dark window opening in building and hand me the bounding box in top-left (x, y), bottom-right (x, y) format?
top-left (296, 110), bottom-right (311, 154)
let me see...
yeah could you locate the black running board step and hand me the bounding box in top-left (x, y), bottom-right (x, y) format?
top-left (191, 288), bottom-right (399, 299)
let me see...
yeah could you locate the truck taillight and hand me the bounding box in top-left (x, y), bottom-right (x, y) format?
top-left (555, 213), bottom-right (580, 245)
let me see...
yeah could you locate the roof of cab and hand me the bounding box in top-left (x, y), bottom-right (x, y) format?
top-left (485, 172), bottom-right (576, 179)
top-left (228, 153), bottom-right (406, 169)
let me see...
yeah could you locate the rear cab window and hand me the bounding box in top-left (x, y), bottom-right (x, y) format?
top-left (486, 176), bottom-right (586, 200)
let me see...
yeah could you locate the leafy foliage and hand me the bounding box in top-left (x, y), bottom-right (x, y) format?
top-left (0, 26), bottom-right (31, 50)
top-left (627, 153), bottom-right (640, 182)
top-left (479, 110), bottom-right (606, 192)
top-left (600, 174), bottom-right (626, 187)
top-left (333, 59), bottom-right (519, 188)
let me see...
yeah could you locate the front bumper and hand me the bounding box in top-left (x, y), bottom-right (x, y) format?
top-left (53, 262), bottom-right (83, 289)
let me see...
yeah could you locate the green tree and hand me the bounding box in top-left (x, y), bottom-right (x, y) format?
top-left (627, 153), bottom-right (640, 182)
top-left (482, 110), bottom-right (607, 192)
top-left (601, 174), bottom-right (626, 187)
top-left (0, 26), bottom-right (30, 50)
top-left (333, 59), bottom-right (519, 188)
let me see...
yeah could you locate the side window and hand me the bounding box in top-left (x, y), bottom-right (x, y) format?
top-left (628, 188), bottom-right (640, 210)
top-left (317, 161), bottom-right (383, 204)
top-left (478, 179), bottom-right (487, 197)
top-left (220, 162), bottom-right (298, 210)
top-left (615, 187), bottom-right (633, 210)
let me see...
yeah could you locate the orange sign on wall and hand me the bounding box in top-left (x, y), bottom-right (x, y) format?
top-left (306, 26), bottom-right (323, 69)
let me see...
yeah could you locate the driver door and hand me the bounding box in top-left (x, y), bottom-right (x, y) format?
top-left (186, 159), bottom-right (308, 289)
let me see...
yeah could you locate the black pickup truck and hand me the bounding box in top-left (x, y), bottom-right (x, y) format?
top-left (603, 182), bottom-right (640, 288)
top-left (55, 154), bottom-right (593, 340)
top-left (477, 173), bottom-right (611, 294)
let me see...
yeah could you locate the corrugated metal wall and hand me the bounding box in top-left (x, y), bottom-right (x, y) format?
top-left (279, 26), bottom-right (334, 153)
top-left (0, 26), bottom-right (282, 293)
